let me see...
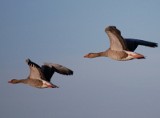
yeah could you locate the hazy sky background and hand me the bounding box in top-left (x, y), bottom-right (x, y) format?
top-left (0, 0), bottom-right (160, 118)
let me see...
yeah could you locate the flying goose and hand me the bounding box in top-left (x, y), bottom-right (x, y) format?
top-left (8, 59), bottom-right (73, 88)
top-left (84, 26), bottom-right (158, 61)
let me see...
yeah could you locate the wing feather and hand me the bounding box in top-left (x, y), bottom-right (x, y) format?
top-left (44, 63), bottom-right (73, 76)
top-left (105, 26), bottom-right (128, 51)
top-left (124, 38), bottom-right (158, 51)
top-left (26, 59), bottom-right (44, 80)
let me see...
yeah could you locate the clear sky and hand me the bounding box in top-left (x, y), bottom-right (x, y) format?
top-left (0, 0), bottom-right (160, 118)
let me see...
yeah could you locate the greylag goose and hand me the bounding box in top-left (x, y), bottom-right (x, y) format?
top-left (84, 26), bottom-right (158, 61)
top-left (8, 59), bottom-right (73, 88)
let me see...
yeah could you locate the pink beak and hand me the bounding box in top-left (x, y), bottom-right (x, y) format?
top-left (8, 80), bottom-right (11, 83)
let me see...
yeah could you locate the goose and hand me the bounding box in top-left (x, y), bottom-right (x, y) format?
top-left (8, 59), bottom-right (73, 88)
top-left (84, 26), bottom-right (158, 61)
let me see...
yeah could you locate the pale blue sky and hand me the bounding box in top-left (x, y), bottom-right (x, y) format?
top-left (0, 0), bottom-right (160, 118)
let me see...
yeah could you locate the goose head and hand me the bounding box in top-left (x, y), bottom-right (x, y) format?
top-left (84, 53), bottom-right (99, 58)
top-left (8, 79), bottom-right (21, 84)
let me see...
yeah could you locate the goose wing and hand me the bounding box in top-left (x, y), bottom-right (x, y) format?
top-left (124, 38), bottom-right (158, 51)
top-left (26, 59), bottom-right (44, 80)
top-left (41, 63), bottom-right (73, 82)
top-left (105, 26), bottom-right (128, 51)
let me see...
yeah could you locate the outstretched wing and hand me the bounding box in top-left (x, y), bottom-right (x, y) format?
top-left (41, 65), bottom-right (54, 82)
top-left (41, 63), bottom-right (73, 82)
top-left (105, 26), bottom-right (128, 51)
top-left (26, 59), bottom-right (43, 80)
top-left (124, 38), bottom-right (158, 51)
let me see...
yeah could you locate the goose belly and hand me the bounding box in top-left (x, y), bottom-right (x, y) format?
top-left (107, 50), bottom-right (130, 61)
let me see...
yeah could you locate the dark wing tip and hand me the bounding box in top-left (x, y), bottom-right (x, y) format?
top-left (68, 70), bottom-right (73, 75)
top-left (26, 59), bottom-right (41, 69)
top-left (51, 64), bottom-right (74, 76)
top-left (56, 68), bottom-right (74, 76)
top-left (26, 58), bottom-right (32, 65)
top-left (149, 42), bottom-right (158, 48)
top-left (26, 58), bottom-right (31, 63)
top-left (155, 43), bottom-right (158, 47)
top-left (105, 26), bottom-right (117, 32)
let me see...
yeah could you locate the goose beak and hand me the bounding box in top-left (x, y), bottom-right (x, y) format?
top-left (8, 80), bottom-right (11, 83)
top-left (84, 54), bottom-right (89, 58)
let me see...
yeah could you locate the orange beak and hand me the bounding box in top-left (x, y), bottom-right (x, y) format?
top-left (84, 54), bottom-right (89, 58)
top-left (8, 80), bottom-right (11, 83)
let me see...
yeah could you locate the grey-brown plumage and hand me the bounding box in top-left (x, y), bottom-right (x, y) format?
top-left (84, 26), bottom-right (158, 61)
top-left (8, 59), bottom-right (73, 88)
